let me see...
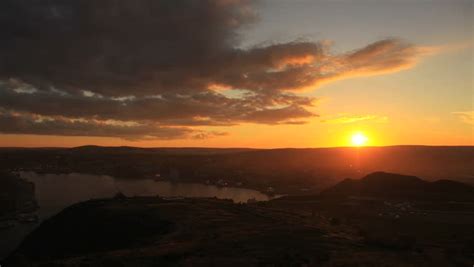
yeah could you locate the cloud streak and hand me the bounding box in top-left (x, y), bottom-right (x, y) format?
top-left (0, 109), bottom-right (227, 140)
top-left (322, 114), bottom-right (388, 124)
top-left (0, 0), bottom-right (430, 140)
top-left (453, 111), bottom-right (474, 125)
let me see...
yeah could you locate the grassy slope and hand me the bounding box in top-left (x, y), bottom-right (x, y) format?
top-left (5, 196), bottom-right (474, 266)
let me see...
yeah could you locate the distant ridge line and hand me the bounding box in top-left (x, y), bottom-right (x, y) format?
top-left (0, 145), bottom-right (473, 150)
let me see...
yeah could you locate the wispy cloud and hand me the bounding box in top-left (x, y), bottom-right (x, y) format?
top-left (322, 114), bottom-right (388, 124)
top-left (453, 111), bottom-right (474, 125)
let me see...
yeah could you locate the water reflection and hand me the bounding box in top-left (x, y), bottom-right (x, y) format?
top-left (20, 172), bottom-right (273, 217)
top-left (0, 172), bottom-right (274, 260)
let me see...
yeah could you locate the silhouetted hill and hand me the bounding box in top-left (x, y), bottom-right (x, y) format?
top-left (5, 197), bottom-right (340, 266)
top-left (321, 172), bottom-right (474, 201)
top-left (6, 195), bottom-right (474, 266)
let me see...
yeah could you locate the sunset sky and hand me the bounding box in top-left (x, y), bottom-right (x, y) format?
top-left (0, 0), bottom-right (472, 148)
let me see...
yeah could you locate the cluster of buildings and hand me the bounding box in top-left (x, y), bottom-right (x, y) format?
top-left (377, 201), bottom-right (419, 219)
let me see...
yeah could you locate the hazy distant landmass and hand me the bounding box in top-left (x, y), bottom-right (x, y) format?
top-left (68, 145), bottom-right (258, 155)
top-left (1, 146), bottom-right (473, 194)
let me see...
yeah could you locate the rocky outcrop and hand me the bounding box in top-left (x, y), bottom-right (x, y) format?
top-left (321, 172), bottom-right (474, 201)
top-left (0, 171), bottom-right (38, 220)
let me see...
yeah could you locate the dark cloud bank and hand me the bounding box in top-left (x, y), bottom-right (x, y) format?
top-left (0, 0), bottom-right (421, 140)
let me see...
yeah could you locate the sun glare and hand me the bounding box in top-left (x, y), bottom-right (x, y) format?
top-left (351, 132), bottom-right (368, 147)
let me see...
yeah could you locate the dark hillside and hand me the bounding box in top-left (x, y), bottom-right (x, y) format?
top-left (321, 172), bottom-right (474, 201)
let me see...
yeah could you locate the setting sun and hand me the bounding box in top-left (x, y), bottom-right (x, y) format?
top-left (351, 132), bottom-right (368, 147)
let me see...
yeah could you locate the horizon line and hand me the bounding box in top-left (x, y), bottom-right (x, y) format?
top-left (0, 144), bottom-right (473, 150)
